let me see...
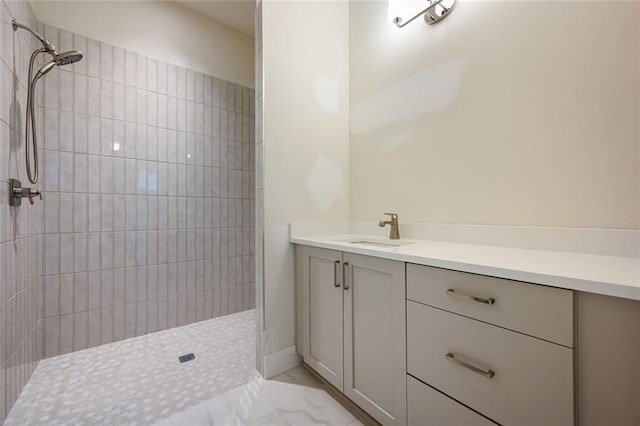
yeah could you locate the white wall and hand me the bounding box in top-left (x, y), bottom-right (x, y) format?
top-left (31, 1), bottom-right (254, 87)
top-left (349, 1), bottom-right (640, 229)
top-left (261, 0), bottom-right (350, 358)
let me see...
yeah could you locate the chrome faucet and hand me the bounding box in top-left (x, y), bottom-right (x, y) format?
top-left (379, 213), bottom-right (400, 240)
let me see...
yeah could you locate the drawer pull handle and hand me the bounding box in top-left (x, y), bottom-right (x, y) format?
top-left (446, 352), bottom-right (495, 379)
top-left (343, 262), bottom-right (350, 290)
top-left (334, 260), bottom-right (341, 287)
top-left (446, 289), bottom-right (495, 305)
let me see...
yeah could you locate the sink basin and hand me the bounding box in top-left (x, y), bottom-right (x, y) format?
top-left (340, 239), bottom-right (416, 248)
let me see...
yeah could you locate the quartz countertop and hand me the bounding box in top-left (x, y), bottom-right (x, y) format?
top-left (290, 233), bottom-right (640, 301)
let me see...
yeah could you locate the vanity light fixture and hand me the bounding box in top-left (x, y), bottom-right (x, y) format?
top-left (389, 0), bottom-right (456, 28)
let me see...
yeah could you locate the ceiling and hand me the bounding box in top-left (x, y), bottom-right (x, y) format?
top-left (177, 1), bottom-right (255, 37)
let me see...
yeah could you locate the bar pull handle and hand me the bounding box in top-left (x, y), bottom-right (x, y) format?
top-left (446, 289), bottom-right (495, 305)
top-left (343, 262), bottom-right (350, 290)
top-left (334, 260), bottom-right (341, 287)
top-left (446, 352), bottom-right (495, 379)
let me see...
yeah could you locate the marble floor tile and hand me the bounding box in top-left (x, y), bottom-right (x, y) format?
top-left (271, 366), bottom-right (323, 389)
top-left (157, 366), bottom-right (359, 426)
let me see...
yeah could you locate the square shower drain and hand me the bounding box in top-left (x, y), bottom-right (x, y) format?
top-left (178, 353), bottom-right (196, 363)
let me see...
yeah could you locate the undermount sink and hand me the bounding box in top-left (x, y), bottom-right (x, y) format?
top-left (339, 239), bottom-right (416, 248)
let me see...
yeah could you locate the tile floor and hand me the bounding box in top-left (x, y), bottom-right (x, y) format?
top-left (6, 310), bottom-right (256, 425)
top-left (158, 367), bottom-right (361, 426)
top-left (5, 309), bottom-right (359, 426)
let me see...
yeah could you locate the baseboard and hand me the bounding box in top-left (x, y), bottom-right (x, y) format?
top-left (263, 346), bottom-right (301, 378)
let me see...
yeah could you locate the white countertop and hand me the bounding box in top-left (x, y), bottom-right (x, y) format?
top-left (290, 234), bottom-right (640, 301)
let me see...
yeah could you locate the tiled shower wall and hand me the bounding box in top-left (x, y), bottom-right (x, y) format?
top-left (0, 0), bottom-right (45, 421)
top-left (40, 25), bottom-right (256, 357)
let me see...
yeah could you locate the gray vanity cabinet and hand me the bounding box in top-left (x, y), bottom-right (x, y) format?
top-left (296, 245), bottom-right (407, 426)
top-left (295, 246), bottom-right (344, 390)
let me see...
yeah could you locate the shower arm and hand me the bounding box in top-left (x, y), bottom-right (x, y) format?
top-left (12, 18), bottom-right (56, 53)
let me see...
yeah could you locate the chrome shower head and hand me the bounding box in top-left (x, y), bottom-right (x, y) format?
top-left (12, 17), bottom-right (85, 185)
top-left (34, 60), bottom-right (56, 81)
top-left (55, 50), bottom-right (83, 66)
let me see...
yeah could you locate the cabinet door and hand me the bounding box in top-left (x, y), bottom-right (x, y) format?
top-left (297, 245), bottom-right (344, 390)
top-left (343, 253), bottom-right (406, 426)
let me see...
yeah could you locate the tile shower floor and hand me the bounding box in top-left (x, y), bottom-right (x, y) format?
top-left (5, 309), bottom-right (359, 426)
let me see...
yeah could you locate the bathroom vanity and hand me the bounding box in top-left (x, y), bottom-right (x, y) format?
top-left (292, 228), bottom-right (640, 425)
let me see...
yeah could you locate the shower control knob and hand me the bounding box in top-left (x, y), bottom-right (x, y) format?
top-left (9, 179), bottom-right (42, 206)
top-left (25, 188), bottom-right (42, 205)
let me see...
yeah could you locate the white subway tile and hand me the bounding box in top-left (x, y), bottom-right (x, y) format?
top-left (73, 311), bottom-right (87, 351)
top-left (60, 234), bottom-right (74, 274)
top-left (74, 233), bottom-right (87, 272)
top-left (88, 77), bottom-right (101, 117)
top-left (60, 274), bottom-right (74, 314)
top-left (101, 194), bottom-right (114, 232)
top-left (136, 88), bottom-right (147, 125)
top-left (147, 58), bottom-right (157, 92)
top-left (101, 156), bottom-right (113, 194)
top-left (147, 92), bottom-right (157, 127)
top-left (87, 39), bottom-right (101, 78)
top-left (125, 86), bottom-right (136, 123)
top-left (136, 53), bottom-right (146, 89)
top-left (113, 47), bottom-right (125, 84)
top-left (101, 80), bottom-right (113, 119)
top-left (74, 74), bottom-right (88, 114)
top-left (73, 194), bottom-right (87, 232)
top-left (176, 67), bottom-right (186, 99)
top-left (101, 43), bottom-right (113, 81)
top-left (87, 155), bottom-right (100, 193)
top-left (87, 233), bottom-right (101, 271)
top-left (87, 116), bottom-right (100, 154)
top-left (59, 70), bottom-right (74, 112)
top-left (113, 83), bottom-right (125, 121)
top-left (101, 231), bottom-right (113, 270)
top-left (157, 61), bottom-right (167, 95)
top-left (60, 193), bottom-right (74, 233)
top-left (74, 113), bottom-right (88, 153)
top-left (125, 50), bottom-right (136, 87)
top-left (73, 35), bottom-right (88, 75)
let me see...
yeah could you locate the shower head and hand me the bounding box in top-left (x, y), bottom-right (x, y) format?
top-left (54, 50), bottom-right (83, 66)
top-left (34, 60), bottom-right (56, 82)
top-left (13, 17), bottom-right (85, 185)
top-left (11, 18), bottom-right (84, 67)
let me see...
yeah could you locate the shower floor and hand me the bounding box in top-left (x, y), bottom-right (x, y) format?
top-left (6, 310), bottom-right (256, 425)
top-left (5, 310), bottom-right (361, 426)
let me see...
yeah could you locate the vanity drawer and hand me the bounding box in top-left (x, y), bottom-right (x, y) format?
top-left (407, 301), bottom-right (574, 425)
top-left (407, 264), bottom-right (574, 347)
top-left (407, 375), bottom-right (496, 425)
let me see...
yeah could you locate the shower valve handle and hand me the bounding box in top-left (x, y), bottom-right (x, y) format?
top-left (24, 188), bottom-right (42, 204)
top-left (9, 179), bottom-right (42, 206)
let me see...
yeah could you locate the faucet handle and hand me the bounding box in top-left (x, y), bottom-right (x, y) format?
top-left (30, 188), bottom-right (43, 203)
top-left (22, 187), bottom-right (42, 204)
top-left (383, 212), bottom-right (398, 220)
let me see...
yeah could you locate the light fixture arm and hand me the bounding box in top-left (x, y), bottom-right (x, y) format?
top-left (393, 0), bottom-right (456, 28)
